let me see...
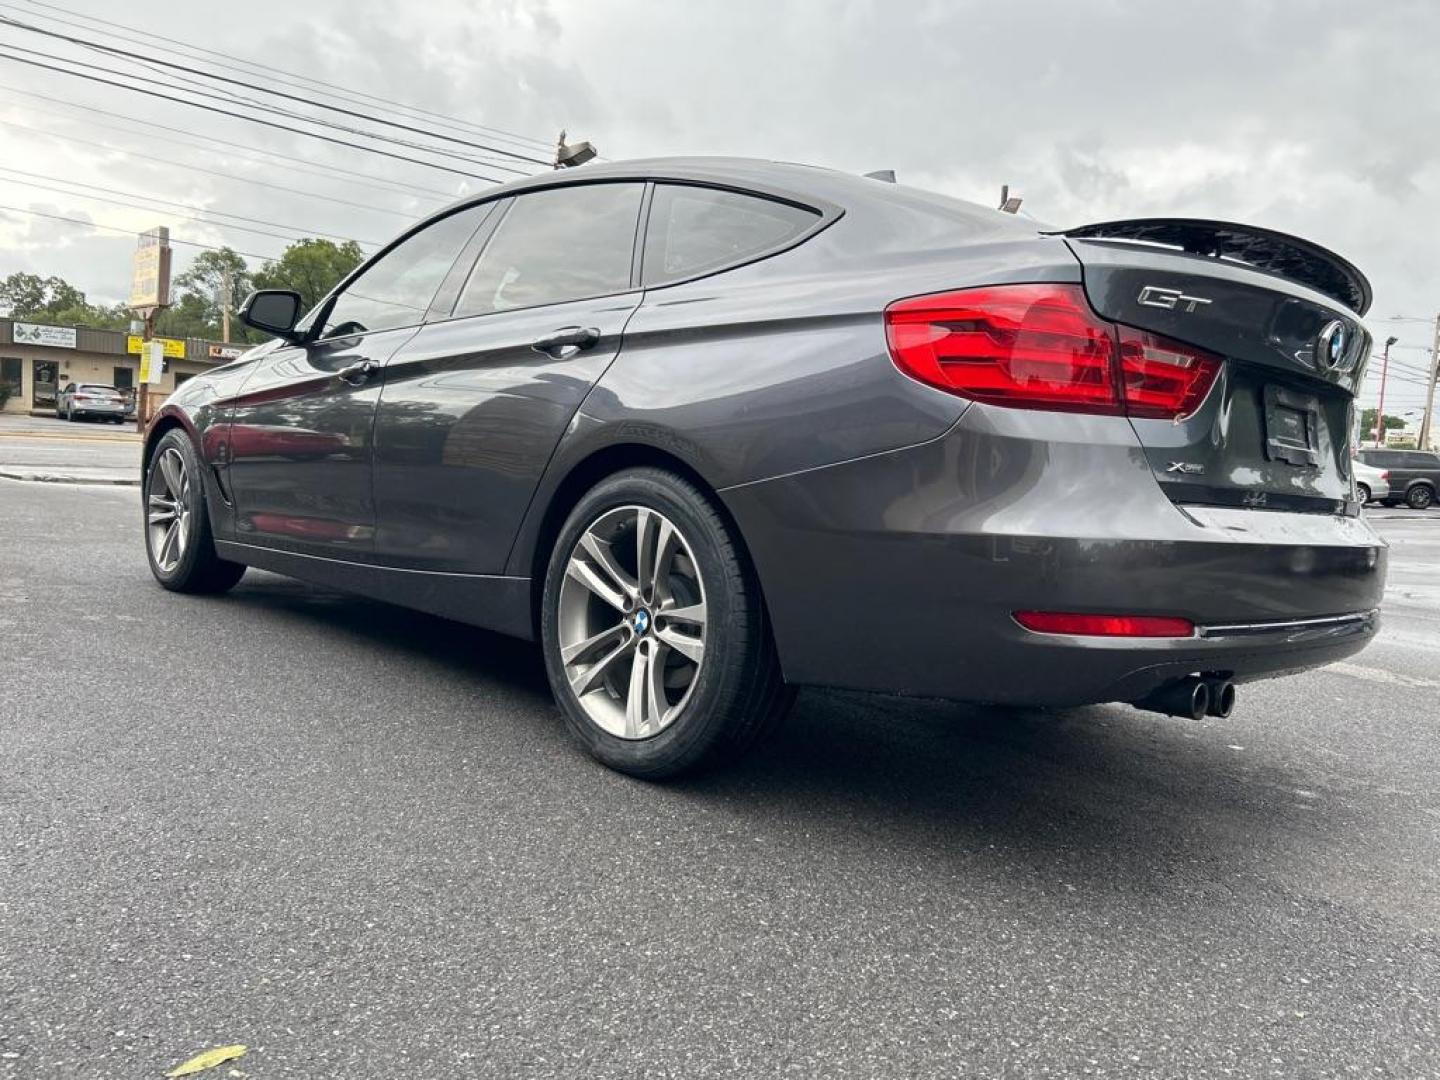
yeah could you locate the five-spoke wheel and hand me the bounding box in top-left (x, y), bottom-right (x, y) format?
top-left (147, 446), bottom-right (192, 573)
top-left (557, 505), bottom-right (708, 740)
top-left (143, 429), bottom-right (246, 594)
top-left (542, 467), bottom-right (791, 778)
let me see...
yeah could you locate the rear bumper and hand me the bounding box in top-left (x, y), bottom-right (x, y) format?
top-left (720, 405), bottom-right (1387, 706)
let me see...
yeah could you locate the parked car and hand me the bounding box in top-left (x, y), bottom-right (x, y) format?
top-left (139, 157), bottom-right (1387, 778)
top-left (57, 382), bottom-right (126, 423)
top-left (1356, 448), bottom-right (1439, 509)
top-left (1351, 458), bottom-right (1390, 504)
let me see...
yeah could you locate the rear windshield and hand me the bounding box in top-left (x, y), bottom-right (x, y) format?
top-left (79, 385), bottom-right (119, 394)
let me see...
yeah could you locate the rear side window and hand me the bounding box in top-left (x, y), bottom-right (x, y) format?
top-left (642, 184), bottom-right (820, 286)
top-left (453, 183), bottom-right (644, 317)
top-left (320, 204), bottom-right (489, 338)
top-left (1361, 451), bottom-right (1398, 467)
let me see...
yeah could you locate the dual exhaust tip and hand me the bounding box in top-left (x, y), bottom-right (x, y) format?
top-left (1136, 675), bottom-right (1236, 721)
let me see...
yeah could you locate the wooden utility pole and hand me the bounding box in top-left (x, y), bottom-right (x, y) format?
top-left (1418, 314), bottom-right (1440, 451)
top-left (221, 267), bottom-right (232, 344)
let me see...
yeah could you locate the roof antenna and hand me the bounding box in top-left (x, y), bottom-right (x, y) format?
top-left (554, 129), bottom-right (599, 169)
top-left (864, 169), bottom-right (896, 183)
top-left (998, 185), bottom-right (1023, 214)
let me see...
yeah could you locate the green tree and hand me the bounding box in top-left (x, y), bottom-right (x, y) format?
top-left (251, 238), bottom-right (364, 314)
top-left (0, 272), bottom-right (103, 322)
top-left (158, 247), bottom-right (254, 341)
top-left (1360, 408), bottom-right (1406, 435)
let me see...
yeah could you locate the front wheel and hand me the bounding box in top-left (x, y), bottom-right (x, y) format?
top-left (541, 467), bottom-right (791, 779)
top-left (144, 429), bottom-right (246, 594)
top-left (1407, 485), bottom-right (1435, 510)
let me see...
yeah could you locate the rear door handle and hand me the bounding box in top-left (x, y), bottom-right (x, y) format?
top-left (337, 358), bottom-right (379, 386)
top-left (532, 326), bottom-right (601, 357)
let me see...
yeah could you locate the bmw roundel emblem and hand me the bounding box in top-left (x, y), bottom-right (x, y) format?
top-left (1316, 320), bottom-right (1347, 371)
top-left (632, 609), bottom-right (651, 635)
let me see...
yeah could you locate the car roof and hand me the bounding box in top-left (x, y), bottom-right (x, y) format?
top-left (429, 155), bottom-right (1036, 237)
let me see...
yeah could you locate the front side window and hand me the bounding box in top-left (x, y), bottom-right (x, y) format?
top-left (320, 205), bottom-right (488, 338)
top-left (642, 184), bottom-right (820, 287)
top-left (452, 183), bottom-right (644, 318)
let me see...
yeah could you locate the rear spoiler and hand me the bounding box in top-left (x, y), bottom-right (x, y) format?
top-left (1045, 218), bottom-right (1372, 316)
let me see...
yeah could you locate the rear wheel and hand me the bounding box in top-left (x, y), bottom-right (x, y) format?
top-left (1357, 483), bottom-right (1371, 504)
top-left (541, 467), bottom-right (791, 779)
top-left (144, 429), bottom-right (246, 594)
top-left (1407, 484), bottom-right (1435, 510)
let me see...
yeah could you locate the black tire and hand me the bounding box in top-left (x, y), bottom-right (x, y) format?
top-left (1407, 484), bottom-right (1435, 510)
top-left (540, 467), bottom-right (792, 779)
top-left (143, 429), bottom-right (246, 594)
top-left (1357, 483), bottom-right (1371, 504)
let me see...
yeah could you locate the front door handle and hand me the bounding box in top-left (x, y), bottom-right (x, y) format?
top-left (532, 326), bottom-right (601, 357)
top-left (337, 358), bottom-right (379, 386)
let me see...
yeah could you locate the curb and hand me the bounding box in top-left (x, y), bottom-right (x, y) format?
top-left (0, 469), bottom-right (139, 487)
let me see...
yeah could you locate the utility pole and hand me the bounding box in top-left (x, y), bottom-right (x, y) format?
top-left (1418, 314), bottom-right (1440, 451)
top-left (1373, 335), bottom-right (1397, 446)
top-left (220, 267), bottom-right (232, 344)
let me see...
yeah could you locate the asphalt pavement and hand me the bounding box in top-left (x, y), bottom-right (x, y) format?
top-left (1, 476), bottom-right (1437, 1079)
top-left (0, 414), bottom-right (139, 485)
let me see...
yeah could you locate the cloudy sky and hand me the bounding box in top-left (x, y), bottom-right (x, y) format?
top-left (1, 0), bottom-right (1437, 416)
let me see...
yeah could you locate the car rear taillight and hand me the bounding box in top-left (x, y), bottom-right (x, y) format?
top-left (1380, 470), bottom-right (1391, 480)
top-left (885, 284), bottom-right (1222, 420)
top-left (1013, 611), bottom-right (1196, 638)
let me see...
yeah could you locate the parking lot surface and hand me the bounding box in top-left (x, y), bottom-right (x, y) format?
top-left (2, 479), bottom-right (1437, 1078)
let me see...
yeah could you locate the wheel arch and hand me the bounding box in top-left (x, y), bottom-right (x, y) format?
top-left (519, 442), bottom-right (768, 644)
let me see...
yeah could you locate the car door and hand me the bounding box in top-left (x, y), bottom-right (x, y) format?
top-left (226, 204), bottom-right (490, 559)
top-left (371, 181), bottom-right (647, 573)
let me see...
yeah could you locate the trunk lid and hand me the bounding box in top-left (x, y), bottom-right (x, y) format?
top-left (1058, 219), bottom-right (1371, 514)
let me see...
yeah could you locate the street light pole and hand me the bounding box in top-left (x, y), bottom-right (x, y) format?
top-left (1373, 335), bottom-right (1397, 446)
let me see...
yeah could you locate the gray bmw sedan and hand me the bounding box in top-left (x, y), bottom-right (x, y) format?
top-left (141, 158), bottom-right (1386, 778)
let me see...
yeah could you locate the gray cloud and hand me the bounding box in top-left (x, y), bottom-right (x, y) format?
top-left (1, 0), bottom-right (1435, 402)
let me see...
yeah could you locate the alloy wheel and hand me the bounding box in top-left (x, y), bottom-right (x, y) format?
top-left (147, 447), bottom-right (192, 573)
top-left (556, 505), bottom-right (708, 740)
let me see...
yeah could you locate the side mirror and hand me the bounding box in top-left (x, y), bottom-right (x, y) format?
top-left (238, 289), bottom-right (304, 341)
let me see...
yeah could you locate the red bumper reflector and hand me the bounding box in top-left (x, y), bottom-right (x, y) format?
top-left (1013, 611), bottom-right (1196, 638)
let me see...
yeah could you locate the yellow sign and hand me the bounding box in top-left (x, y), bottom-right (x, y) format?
top-left (138, 341), bottom-right (163, 384)
top-left (127, 335), bottom-right (185, 358)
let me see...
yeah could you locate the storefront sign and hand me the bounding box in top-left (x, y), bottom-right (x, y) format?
top-left (207, 344), bottom-right (245, 360)
top-left (127, 335), bottom-right (185, 358)
top-left (13, 322), bottom-right (76, 349)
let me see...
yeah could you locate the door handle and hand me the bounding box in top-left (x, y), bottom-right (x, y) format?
top-left (337, 358), bottom-right (379, 386)
top-left (532, 326), bottom-right (601, 357)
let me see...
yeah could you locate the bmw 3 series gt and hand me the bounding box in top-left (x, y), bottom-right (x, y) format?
top-left (141, 158), bottom-right (1386, 778)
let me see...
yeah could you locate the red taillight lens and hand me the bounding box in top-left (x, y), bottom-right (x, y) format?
top-left (1115, 327), bottom-right (1223, 420)
top-left (885, 284), bottom-right (1221, 420)
top-left (1013, 611), bottom-right (1196, 638)
top-left (1380, 470), bottom-right (1391, 480)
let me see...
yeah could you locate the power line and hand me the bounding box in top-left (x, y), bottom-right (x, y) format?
top-left (0, 168), bottom-right (380, 246)
top-left (0, 12), bottom-right (550, 168)
top-left (8, 0), bottom-right (555, 154)
top-left (0, 116), bottom-right (432, 221)
top-left (0, 201), bottom-right (280, 260)
top-left (0, 81), bottom-right (457, 200)
top-left (0, 39), bottom-right (524, 179)
top-left (0, 47), bottom-right (509, 182)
